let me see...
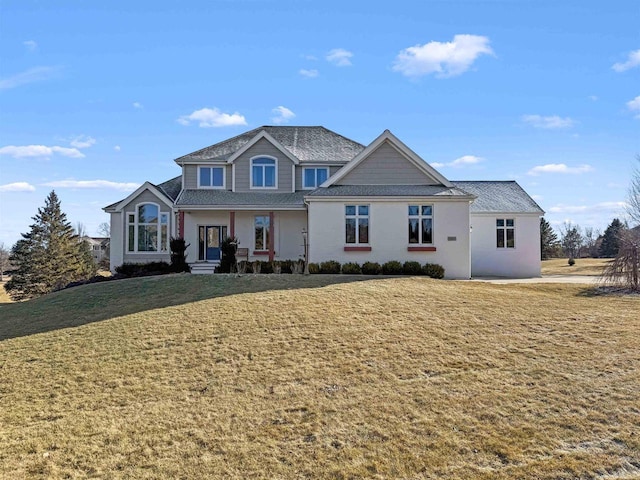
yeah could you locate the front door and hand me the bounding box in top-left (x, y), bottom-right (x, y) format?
top-left (199, 225), bottom-right (227, 261)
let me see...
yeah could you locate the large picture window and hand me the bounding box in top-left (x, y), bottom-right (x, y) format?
top-left (251, 157), bottom-right (277, 188)
top-left (303, 167), bottom-right (328, 189)
top-left (496, 218), bottom-right (515, 248)
top-left (199, 166), bottom-right (224, 188)
top-left (127, 203), bottom-right (169, 252)
top-left (255, 215), bottom-right (270, 250)
top-left (408, 205), bottom-right (433, 244)
top-left (345, 205), bottom-right (369, 244)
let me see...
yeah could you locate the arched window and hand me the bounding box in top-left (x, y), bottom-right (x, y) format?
top-left (127, 203), bottom-right (169, 252)
top-left (251, 157), bottom-right (277, 188)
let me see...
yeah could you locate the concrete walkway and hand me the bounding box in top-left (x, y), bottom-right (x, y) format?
top-left (471, 275), bottom-right (600, 284)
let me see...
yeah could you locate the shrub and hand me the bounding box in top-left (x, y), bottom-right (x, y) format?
top-left (251, 261), bottom-right (261, 273)
top-left (403, 261), bottom-right (423, 276)
top-left (218, 237), bottom-right (238, 273)
top-left (362, 261), bottom-right (381, 275)
top-left (279, 259), bottom-right (294, 274)
top-left (320, 260), bottom-right (341, 274)
top-left (382, 260), bottom-right (403, 275)
top-left (307, 262), bottom-right (320, 274)
top-left (272, 261), bottom-right (282, 274)
top-left (422, 263), bottom-right (445, 279)
top-left (115, 262), bottom-right (172, 277)
top-left (169, 237), bottom-right (191, 273)
top-left (341, 262), bottom-right (362, 274)
top-left (568, 257), bottom-right (576, 266)
top-left (260, 260), bottom-right (273, 274)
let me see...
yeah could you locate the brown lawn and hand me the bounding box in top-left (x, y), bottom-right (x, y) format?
top-left (0, 274), bottom-right (638, 479)
top-left (542, 258), bottom-right (613, 276)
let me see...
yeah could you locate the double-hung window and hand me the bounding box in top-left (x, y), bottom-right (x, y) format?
top-left (345, 205), bottom-right (369, 244)
top-left (127, 203), bottom-right (169, 252)
top-left (496, 219), bottom-right (515, 248)
top-left (255, 215), bottom-right (270, 251)
top-left (303, 167), bottom-right (328, 189)
top-left (408, 205), bottom-right (433, 244)
top-left (251, 157), bottom-right (277, 188)
top-left (199, 166), bottom-right (224, 188)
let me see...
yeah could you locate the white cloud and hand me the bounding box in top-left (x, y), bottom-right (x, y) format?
top-left (43, 180), bottom-right (140, 191)
top-left (133, 102), bottom-right (143, 109)
top-left (392, 34), bottom-right (494, 78)
top-left (431, 155), bottom-right (484, 169)
top-left (588, 95), bottom-right (598, 101)
top-left (527, 163), bottom-right (594, 176)
top-left (627, 95), bottom-right (640, 119)
top-left (0, 66), bottom-right (59, 90)
top-left (522, 114), bottom-right (575, 129)
top-left (114, 145), bottom-right (121, 151)
top-left (326, 48), bottom-right (353, 67)
top-left (271, 106), bottom-right (296, 125)
top-left (69, 135), bottom-right (96, 149)
top-left (0, 182), bottom-right (36, 192)
top-left (612, 49), bottom-right (640, 72)
top-left (0, 145), bottom-right (84, 159)
top-left (299, 68), bottom-right (319, 78)
top-left (23, 40), bottom-right (37, 51)
top-left (548, 201), bottom-right (627, 214)
top-left (177, 107), bottom-right (247, 128)
top-left (302, 54), bottom-right (317, 61)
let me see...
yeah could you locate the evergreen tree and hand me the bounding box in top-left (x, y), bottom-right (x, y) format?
top-left (540, 217), bottom-right (561, 259)
top-left (5, 191), bottom-right (95, 300)
top-left (599, 218), bottom-right (625, 257)
top-left (560, 222), bottom-right (583, 259)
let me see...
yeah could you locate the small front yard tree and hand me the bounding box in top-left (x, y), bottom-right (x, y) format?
top-left (5, 191), bottom-right (95, 300)
top-left (560, 222), bottom-right (583, 261)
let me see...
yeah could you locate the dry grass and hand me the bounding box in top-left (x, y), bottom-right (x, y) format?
top-left (1, 274), bottom-right (639, 479)
top-left (0, 279), bottom-right (13, 304)
top-left (542, 258), bottom-right (613, 276)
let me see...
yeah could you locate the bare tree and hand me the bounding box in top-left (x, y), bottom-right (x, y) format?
top-left (628, 155), bottom-right (640, 225)
top-left (0, 242), bottom-right (10, 282)
top-left (560, 222), bottom-right (583, 260)
top-left (97, 222), bottom-right (110, 238)
top-left (75, 222), bottom-right (87, 239)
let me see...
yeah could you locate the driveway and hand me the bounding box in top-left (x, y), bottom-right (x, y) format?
top-left (471, 275), bottom-right (600, 284)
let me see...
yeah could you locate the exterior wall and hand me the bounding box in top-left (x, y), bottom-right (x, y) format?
top-left (109, 212), bottom-right (124, 272)
top-left (307, 200), bottom-right (471, 279)
top-left (183, 210), bottom-right (307, 263)
top-left (336, 142), bottom-right (439, 186)
top-left (233, 138), bottom-right (294, 192)
top-left (469, 214), bottom-right (542, 277)
top-left (295, 165), bottom-right (343, 190)
top-left (119, 189), bottom-right (173, 265)
top-left (184, 164), bottom-right (231, 190)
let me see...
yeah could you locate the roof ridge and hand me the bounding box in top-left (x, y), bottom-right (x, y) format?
top-left (173, 126), bottom-right (264, 162)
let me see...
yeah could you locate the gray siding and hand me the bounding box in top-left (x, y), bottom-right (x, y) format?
top-left (295, 165), bottom-right (343, 190)
top-left (233, 138), bottom-right (294, 192)
top-left (184, 164), bottom-right (231, 190)
top-left (121, 189), bottom-right (172, 213)
top-left (336, 141), bottom-right (439, 186)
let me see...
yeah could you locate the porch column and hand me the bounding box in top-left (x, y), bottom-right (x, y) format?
top-left (268, 211), bottom-right (275, 262)
top-left (229, 211), bottom-right (235, 238)
top-left (178, 211), bottom-right (185, 238)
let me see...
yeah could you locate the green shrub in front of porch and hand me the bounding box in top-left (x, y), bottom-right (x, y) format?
top-left (341, 262), bottom-right (362, 274)
top-left (320, 260), bottom-right (341, 274)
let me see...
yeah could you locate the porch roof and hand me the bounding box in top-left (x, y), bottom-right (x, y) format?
top-left (175, 189), bottom-right (307, 208)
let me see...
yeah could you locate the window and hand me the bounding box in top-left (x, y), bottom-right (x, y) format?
top-left (345, 205), bottom-right (369, 244)
top-left (255, 215), bottom-right (270, 250)
top-left (497, 219), bottom-right (515, 248)
top-left (251, 157), bottom-right (277, 188)
top-left (303, 167), bottom-right (328, 189)
top-left (408, 205), bottom-right (433, 244)
top-left (127, 203), bottom-right (169, 252)
top-left (199, 166), bottom-right (224, 188)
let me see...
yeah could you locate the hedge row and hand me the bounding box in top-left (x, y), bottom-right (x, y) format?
top-left (307, 260), bottom-right (445, 278)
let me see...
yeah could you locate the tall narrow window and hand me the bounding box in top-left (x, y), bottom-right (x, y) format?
top-left (408, 205), bottom-right (433, 244)
top-left (345, 205), bottom-right (369, 244)
top-left (199, 166), bottom-right (224, 188)
top-left (251, 157), bottom-right (277, 188)
top-left (255, 215), bottom-right (270, 250)
top-left (303, 167), bottom-right (329, 189)
top-left (497, 219), bottom-right (515, 248)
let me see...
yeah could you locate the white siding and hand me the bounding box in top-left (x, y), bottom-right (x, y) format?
top-left (307, 200), bottom-right (471, 279)
top-left (469, 214), bottom-right (541, 277)
top-left (109, 212), bottom-right (123, 273)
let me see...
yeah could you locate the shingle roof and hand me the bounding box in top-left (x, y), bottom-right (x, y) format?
top-left (175, 126), bottom-right (365, 164)
top-left (452, 181), bottom-right (544, 214)
top-left (305, 184), bottom-right (474, 198)
top-left (176, 189), bottom-right (306, 208)
top-left (156, 176), bottom-right (182, 201)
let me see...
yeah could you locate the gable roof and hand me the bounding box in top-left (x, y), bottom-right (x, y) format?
top-left (175, 126), bottom-right (365, 164)
top-left (225, 130), bottom-right (299, 164)
top-left (323, 130), bottom-right (453, 188)
top-left (103, 177), bottom-right (180, 212)
top-left (452, 181), bottom-right (544, 214)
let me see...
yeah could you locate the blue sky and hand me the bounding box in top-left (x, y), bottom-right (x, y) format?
top-left (1, 0), bottom-right (638, 247)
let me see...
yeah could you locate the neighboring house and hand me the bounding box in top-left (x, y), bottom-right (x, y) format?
top-left (82, 236), bottom-right (109, 265)
top-left (104, 126), bottom-right (544, 278)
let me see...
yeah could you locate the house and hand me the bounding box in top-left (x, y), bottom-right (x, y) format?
top-left (104, 126), bottom-right (544, 278)
top-left (82, 236), bottom-right (109, 265)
